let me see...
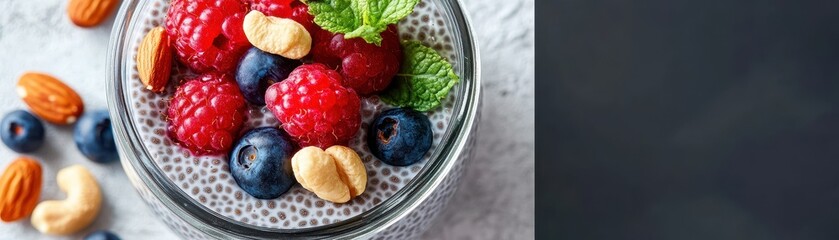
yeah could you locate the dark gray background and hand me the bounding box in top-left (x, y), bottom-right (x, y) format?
top-left (545, 0), bottom-right (839, 239)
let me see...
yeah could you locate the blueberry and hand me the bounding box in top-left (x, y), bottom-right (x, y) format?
top-left (0, 110), bottom-right (45, 153)
top-left (84, 230), bottom-right (121, 240)
top-left (236, 47), bottom-right (301, 105)
top-left (74, 110), bottom-right (118, 163)
top-left (229, 127), bottom-right (296, 199)
top-left (368, 108), bottom-right (433, 166)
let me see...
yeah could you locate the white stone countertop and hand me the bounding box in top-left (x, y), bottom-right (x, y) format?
top-left (0, 0), bottom-right (533, 239)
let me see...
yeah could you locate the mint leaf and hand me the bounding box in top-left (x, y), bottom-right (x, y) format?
top-left (305, 0), bottom-right (357, 33)
top-left (306, 0), bottom-right (419, 45)
top-left (381, 40), bottom-right (459, 111)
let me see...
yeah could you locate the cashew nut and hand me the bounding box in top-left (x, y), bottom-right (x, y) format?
top-left (292, 146), bottom-right (367, 203)
top-left (325, 146), bottom-right (367, 197)
top-left (30, 165), bottom-right (101, 235)
top-left (293, 147), bottom-right (350, 203)
top-left (243, 10), bottom-right (312, 59)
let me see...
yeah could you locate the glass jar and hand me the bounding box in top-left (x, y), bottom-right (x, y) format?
top-left (106, 0), bottom-right (480, 238)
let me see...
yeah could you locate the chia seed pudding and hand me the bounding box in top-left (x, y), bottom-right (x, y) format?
top-left (126, 0), bottom-right (461, 229)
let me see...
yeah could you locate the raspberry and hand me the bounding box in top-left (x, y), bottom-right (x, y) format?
top-left (246, 0), bottom-right (293, 18)
top-left (168, 73), bottom-right (247, 155)
top-left (288, 1), bottom-right (316, 32)
top-left (265, 64), bottom-right (361, 148)
top-left (165, 0), bottom-right (251, 73)
top-left (247, 0), bottom-right (316, 32)
top-left (310, 25), bottom-right (402, 95)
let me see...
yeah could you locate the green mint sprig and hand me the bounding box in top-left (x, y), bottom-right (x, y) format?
top-left (381, 40), bottom-right (459, 111)
top-left (305, 0), bottom-right (419, 45)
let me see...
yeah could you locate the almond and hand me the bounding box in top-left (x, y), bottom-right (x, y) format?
top-left (0, 157), bottom-right (42, 222)
top-left (67, 0), bottom-right (119, 28)
top-left (17, 72), bottom-right (85, 125)
top-left (136, 27), bottom-right (172, 93)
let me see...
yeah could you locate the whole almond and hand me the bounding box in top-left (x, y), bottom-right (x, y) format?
top-left (0, 157), bottom-right (42, 222)
top-left (67, 0), bottom-right (119, 28)
top-left (17, 72), bottom-right (85, 125)
top-left (136, 26), bottom-right (172, 93)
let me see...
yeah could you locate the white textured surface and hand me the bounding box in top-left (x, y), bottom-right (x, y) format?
top-left (0, 0), bottom-right (179, 239)
top-left (0, 0), bottom-right (534, 239)
top-left (422, 0), bottom-right (535, 239)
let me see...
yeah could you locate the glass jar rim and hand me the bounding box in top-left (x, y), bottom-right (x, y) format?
top-left (106, 0), bottom-right (481, 238)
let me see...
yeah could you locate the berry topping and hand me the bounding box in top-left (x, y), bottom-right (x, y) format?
top-left (246, 0), bottom-right (293, 18)
top-left (247, 0), bottom-right (316, 32)
top-left (368, 108), bottom-right (432, 166)
top-left (165, 0), bottom-right (251, 73)
top-left (311, 25), bottom-right (402, 95)
top-left (236, 47), bottom-right (301, 105)
top-left (83, 230), bottom-right (121, 240)
top-left (289, 1), bottom-right (316, 31)
top-left (229, 127), bottom-right (296, 199)
top-left (168, 74), bottom-right (247, 155)
top-left (1, 110), bottom-right (45, 153)
top-left (265, 64), bottom-right (361, 148)
top-left (74, 110), bottom-right (119, 163)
